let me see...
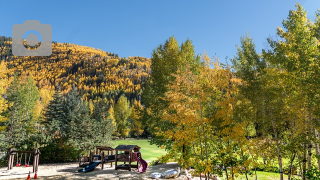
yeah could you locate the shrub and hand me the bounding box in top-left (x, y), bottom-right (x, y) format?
top-left (304, 166), bottom-right (320, 180)
top-left (39, 140), bottom-right (81, 163)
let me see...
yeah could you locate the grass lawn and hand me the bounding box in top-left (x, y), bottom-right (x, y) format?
top-left (114, 139), bottom-right (167, 161)
top-left (236, 171), bottom-right (289, 180)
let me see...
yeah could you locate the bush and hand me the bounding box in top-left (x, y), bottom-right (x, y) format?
top-left (39, 140), bottom-right (81, 163)
top-left (254, 165), bottom-right (280, 173)
top-left (0, 154), bottom-right (8, 167)
top-left (304, 166), bottom-right (320, 180)
top-left (148, 160), bottom-right (159, 166)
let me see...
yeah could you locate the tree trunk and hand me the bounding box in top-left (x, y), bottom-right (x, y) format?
top-left (315, 129), bottom-right (320, 170)
top-left (200, 96), bottom-right (209, 179)
top-left (255, 167), bottom-right (258, 180)
top-left (224, 168), bottom-right (229, 180)
top-left (288, 153), bottom-right (296, 180)
top-left (303, 146), bottom-right (307, 180)
top-left (240, 147), bottom-right (249, 180)
top-left (307, 110), bottom-right (312, 169)
top-left (297, 154), bottom-right (304, 180)
top-left (307, 107), bottom-right (313, 168)
top-left (307, 142), bottom-right (312, 169)
top-left (270, 111), bottom-right (284, 180)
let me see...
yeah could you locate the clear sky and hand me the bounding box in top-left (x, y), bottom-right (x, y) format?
top-left (0, 0), bottom-right (319, 63)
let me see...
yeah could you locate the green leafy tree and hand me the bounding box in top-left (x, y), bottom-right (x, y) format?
top-left (129, 100), bottom-right (144, 138)
top-left (143, 36), bottom-right (200, 149)
top-left (114, 95), bottom-right (131, 139)
top-left (4, 74), bottom-right (39, 149)
top-left (266, 3), bottom-right (320, 178)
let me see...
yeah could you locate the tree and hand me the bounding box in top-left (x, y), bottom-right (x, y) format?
top-left (107, 105), bottom-right (117, 134)
top-left (159, 52), bottom-right (246, 179)
top-left (91, 99), bottom-right (114, 146)
top-left (4, 74), bottom-right (39, 149)
top-left (143, 36), bottom-right (200, 150)
top-left (232, 33), bottom-right (294, 180)
top-left (0, 61), bottom-right (9, 132)
top-left (266, 3), bottom-right (320, 178)
top-left (129, 100), bottom-right (144, 138)
top-left (114, 95), bottom-right (131, 139)
top-left (44, 89), bottom-right (65, 138)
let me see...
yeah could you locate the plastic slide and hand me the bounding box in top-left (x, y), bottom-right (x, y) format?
top-left (134, 152), bottom-right (148, 173)
top-left (78, 161), bottom-right (101, 172)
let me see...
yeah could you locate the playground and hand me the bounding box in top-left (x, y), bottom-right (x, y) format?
top-left (0, 139), bottom-right (293, 179)
top-left (0, 140), bottom-right (195, 179)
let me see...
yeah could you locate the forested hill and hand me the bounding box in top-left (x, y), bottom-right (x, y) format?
top-left (0, 36), bottom-right (151, 104)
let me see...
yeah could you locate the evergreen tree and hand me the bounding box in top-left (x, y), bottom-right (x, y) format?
top-left (91, 99), bottom-right (114, 146)
top-left (63, 85), bottom-right (82, 139)
top-left (44, 89), bottom-right (65, 138)
top-left (69, 100), bottom-right (93, 150)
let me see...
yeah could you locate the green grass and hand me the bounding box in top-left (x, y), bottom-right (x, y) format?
top-left (114, 139), bottom-right (167, 161)
top-left (236, 171), bottom-right (289, 180)
top-left (237, 171), bottom-right (303, 180)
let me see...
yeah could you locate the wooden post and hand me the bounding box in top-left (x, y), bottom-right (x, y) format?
top-left (33, 151), bottom-right (36, 173)
top-left (115, 150), bottom-right (118, 170)
top-left (35, 154), bottom-right (39, 173)
top-left (11, 154), bottom-right (14, 169)
top-left (37, 154), bottom-right (39, 172)
top-left (111, 150), bottom-right (113, 167)
top-left (10, 151), bottom-right (15, 170)
top-left (129, 151), bottom-right (132, 171)
top-left (7, 153), bottom-right (11, 170)
top-left (8, 148), bottom-right (14, 170)
top-left (32, 149), bottom-right (39, 173)
top-left (89, 151), bottom-right (93, 163)
top-left (101, 151), bottom-right (104, 170)
top-left (79, 154), bottom-right (81, 167)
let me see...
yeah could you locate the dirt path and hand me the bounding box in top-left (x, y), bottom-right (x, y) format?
top-left (0, 162), bottom-right (196, 180)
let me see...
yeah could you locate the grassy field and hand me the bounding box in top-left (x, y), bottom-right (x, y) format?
top-left (237, 171), bottom-right (288, 180)
top-left (114, 139), bottom-right (167, 162)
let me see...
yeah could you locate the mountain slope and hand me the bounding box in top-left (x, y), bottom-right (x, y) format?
top-left (0, 36), bottom-right (151, 103)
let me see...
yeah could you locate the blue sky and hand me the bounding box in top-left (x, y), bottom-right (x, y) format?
top-left (1, 0), bottom-right (319, 63)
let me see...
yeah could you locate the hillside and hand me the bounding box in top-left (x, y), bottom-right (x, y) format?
top-left (0, 36), bottom-right (151, 104)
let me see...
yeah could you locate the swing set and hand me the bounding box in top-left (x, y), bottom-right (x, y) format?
top-left (7, 148), bottom-right (40, 173)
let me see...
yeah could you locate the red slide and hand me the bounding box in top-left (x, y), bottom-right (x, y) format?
top-left (133, 152), bottom-right (148, 173)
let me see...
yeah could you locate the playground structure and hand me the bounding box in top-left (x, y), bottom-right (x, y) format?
top-left (79, 146), bottom-right (115, 170)
top-left (78, 145), bottom-right (148, 173)
top-left (115, 145), bottom-right (147, 172)
top-left (7, 148), bottom-right (40, 173)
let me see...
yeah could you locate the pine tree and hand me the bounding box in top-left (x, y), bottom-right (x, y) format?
top-left (44, 89), bottom-right (65, 138)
